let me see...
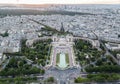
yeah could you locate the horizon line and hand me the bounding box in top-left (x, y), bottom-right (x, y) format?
top-left (0, 3), bottom-right (120, 5)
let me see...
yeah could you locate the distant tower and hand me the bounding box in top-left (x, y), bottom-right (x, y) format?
top-left (60, 22), bottom-right (65, 32)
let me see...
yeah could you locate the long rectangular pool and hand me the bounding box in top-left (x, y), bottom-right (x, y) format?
top-left (58, 53), bottom-right (68, 69)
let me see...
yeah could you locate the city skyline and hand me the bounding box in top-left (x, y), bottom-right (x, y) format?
top-left (0, 0), bottom-right (120, 4)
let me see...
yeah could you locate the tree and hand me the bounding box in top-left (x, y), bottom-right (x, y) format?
top-left (74, 77), bottom-right (89, 83)
top-left (18, 61), bottom-right (24, 68)
top-left (85, 65), bottom-right (120, 73)
top-left (96, 59), bottom-right (103, 66)
top-left (0, 31), bottom-right (9, 37)
top-left (40, 69), bottom-right (45, 75)
top-left (7, 57), bottom-right (18, 68)
top-left (46, 77), bottom-right (54, 82)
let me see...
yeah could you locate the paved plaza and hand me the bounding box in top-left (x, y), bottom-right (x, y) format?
top-left (44, 67), bottom-right (81, 84)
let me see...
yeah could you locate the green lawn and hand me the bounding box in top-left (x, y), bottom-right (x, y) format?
top-left (56, 53), bottom-right (60, 64)
top-left (65, 53), bottom-right (69, 64)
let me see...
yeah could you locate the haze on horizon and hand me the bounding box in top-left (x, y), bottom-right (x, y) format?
top-left (0, 0), bottom-right (120, 4)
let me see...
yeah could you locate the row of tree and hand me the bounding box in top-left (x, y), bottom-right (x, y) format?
top-left (0, 76), bottom-right (37, 84)
top-left (85, 65), bottom-right (120, 73)
top-left (75, 73), bottom-right (120, 83)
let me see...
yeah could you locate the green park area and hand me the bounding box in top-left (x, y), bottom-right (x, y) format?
top-left (20, 39), bottom-right (52, 66)
top-left (0, 76), bottom-right (37, 84)
top-left (0, 57), bottom-right (43, 83)
top-left (74, 39), bottom-right (120, 83)
top-left (75, 73), bottom-right (120, 83)
top-left (56, 53), bottom-right (60, 64)
top-left (5, 39), bottom-right (52, 66)
top-left (0, 39), bottom-right (52, 83)
top-left (74, 39), bottom-right (105, 67)
top-left (0, 57), bottom-right (45, 76)
top-left (4, 39), bottom-right (52, 66)
top-left (74, 39), bottom-right (117, 68)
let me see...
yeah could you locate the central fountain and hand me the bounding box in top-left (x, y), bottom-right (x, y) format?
top-left (57, 52), bottom-right (68, 69)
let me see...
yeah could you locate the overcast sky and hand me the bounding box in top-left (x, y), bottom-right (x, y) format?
top-left (0, 0), bottom-right (120, 4)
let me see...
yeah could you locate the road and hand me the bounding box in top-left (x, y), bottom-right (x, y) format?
top-left (99, 40), bottom-right (119, 64)
top-left (44, 67), bottom-right (81, 84)
top-left (92, 31), bottom-right (119, 65)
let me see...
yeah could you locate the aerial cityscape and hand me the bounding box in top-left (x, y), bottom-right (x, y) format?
top-left (0, 0), bottom-right (120, 84)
